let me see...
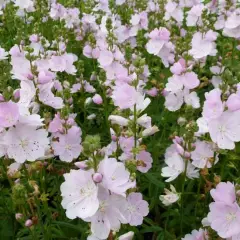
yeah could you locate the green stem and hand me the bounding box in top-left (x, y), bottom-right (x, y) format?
top-left (180, 158), bottom-right (189, 236)
top-left (133, 104), bottom-right (137, 160)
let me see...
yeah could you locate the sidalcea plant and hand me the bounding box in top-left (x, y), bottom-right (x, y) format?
top-left (0, 0), bottom-right (240, 239)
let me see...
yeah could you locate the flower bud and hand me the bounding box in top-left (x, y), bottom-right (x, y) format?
top-left (13, 89), bottom-right (20, 100)
top-left (15, 213), bottom-right (23, 220)
top-left (75, 161), bottom-right (87, 169)
top-left (92, 173), bottom-right (103, 183)
top-left (92, 94), bottom-right (103, 105)
top-left (25, 219), bottom-right (33, 227)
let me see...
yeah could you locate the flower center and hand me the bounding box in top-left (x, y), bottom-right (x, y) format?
top-left (226, 212), bottom-right (236, 221)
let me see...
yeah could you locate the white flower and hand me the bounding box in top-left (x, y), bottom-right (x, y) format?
top-left (0, 47), bottom-right (8, 60)
top-left (87, 186), bottom-right (128, 240)
top-left (208, 110), bottom-right (240, 150)
top-left (18, 80), bottom-right (36, 107)
top-left (195, 117), bottom-right (209, 136)
top-left (119, 232), bottom-right (134, 240)
top-left (0, 129), bottom-right (7, 157)
top-left (142, 126), bottom-right (159, 137)
top-left (186, 4), bottom-right (204, 27)
top-left (159, 185), bottom-right (179, 206)
top-left (4, 125), bottom-right (49, 163)
top-left (61, 169), bottom-right (99, 219)
top-left (131, 94), bottom-right (151, 112)
top-left (98, 157), bottom-right (135, 196)
top-left (162, 152), bottom-right (199, 182)
top-left (137, 114), bottom-right (152, 128)
top-left (108, 115), bottom-right (129, 126)
top-left (189, 31), bottom-right (217, 59)
top-left (184, 91), bottom-right (200, 109)
top-left (191, 141), bottom-right (217, 168)
top-left (14, 0), bottom-right (34, 10)
top-left (162, 153), bottom-right (184, 182)
top-left (223, 12), bottom-right (240, 39)
top-left (165, 92), bottom-right (184, 111)
top-left (38, 82), bottom-right (64, 109)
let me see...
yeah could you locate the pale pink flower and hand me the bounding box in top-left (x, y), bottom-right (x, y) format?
top-left (52, 126), bottom-right (82, 162)
top-left (223, 12), bottom-right (240, 39)
top-left (191, 141), bottom-right (216, 168)
top-left (98, 157), bottom-right (135, 196)
top-left (122, 192), bottom-right (149, 226)
top-left (208, 202), bottom-right (240, 238)
top-left (48, 114), bottom-right (64, 133)
top-left (92, 94), bottom-right (103, 105)
top-left (98, 50), bottom-right (114, 67)
top-left (202, 89), bottom-right (224, 120)
top-left (136, 150), bottom-right (153, 173)
top-left (61, 169), bottom-right (99, 219)
top-left (182, 72), bottom-right (200, 90)
top-left (186, 4), bottom-right (204, 27)
top-left (119, 136), bottom-right (134, 153)
top-left (111, 84), bottom-right (138, 109)
top-left (164, 1), bottom-right (184, 23)
top-left (165, 92), bottom-right (184, 111)
top-left (88, 186), bottom-right (128, 240)
top-left (182, 228), bottom-right (208, 240)
top-left (210, 182), bottom-right (236, 205)
top-left (38, 82), bottom-right (64, 109)
top-left (38, 70), bottom-right (55, 84)
top-left (18, 80), bottom-right (36, 107)
top-left (226, 94), bottom-right (240, 111)
top-left (4, 125), bottom-right (49, 163)
top-left (189, 31), bottom-right (217, 59)
top-left (0, 101), bottom-right (19, 128)
top-left (208, 111), bottom-right (240, 150)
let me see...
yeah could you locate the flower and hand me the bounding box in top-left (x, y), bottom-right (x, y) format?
top-left (108, 115), bottom-right (129, 126)
top-left (202, 89), bottom-right (224, 120)
top-left (208, 110), bottom-right (240, 150)
top-left (88, 186), bottom-right (128, 240)
top-left (92, 94), bottom-right (103, 105)
top-left (18, 80), bottom-right (36, 107)
top-left (207, 202), bottom-right (240, 238)
top-left (223, 12), bottom-right (240, 39)
top-left (119, 232), bottom-right (134, 240)
top-left (191, 141), bottom-right (216, 168)
top-left (136, 150), bottom-right (153, 173)
top-left (98, 50), bottom-right (114, 67)
top-left (122, 192), bottom-right (149, 226)
top-left (137, 114), bottom-right (152, 128)
top-left (182, 228), bottom-right (208, 240)
top-left (38, 82), bottom-right (64, 109)
top-left (164, 91), bottom-right (184, 111)
top-left (189, 31), bottom-right (217, 59)
top-left (162, 151), bottom-right (199, 182)
top-left (160, 185), bottom-right (179, 206)
top-left (210, 182), bottom-right (236, 205)
top-left (111, 84), bottom-right (138, 109)
top-left (0, 101), bottom-right (19, 128)
top-left (98, 157), bottom-right (135, 196)
top-left (226, 93), bottom-right (240, 112)
top-left (61, 169), bottom-right (99, 219)
top-left (52, 126), bottom-right (82, 162)
top-left (142, 126), bottom-right (159, 137)
top-left (0, 47), bottom-right (8, 60)
top-left (186, 4), bottom-right (204, 27)
top-left (4, 125), bottom-right (49, 163)
top-left (48, 114), bottom-right (64, 133)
